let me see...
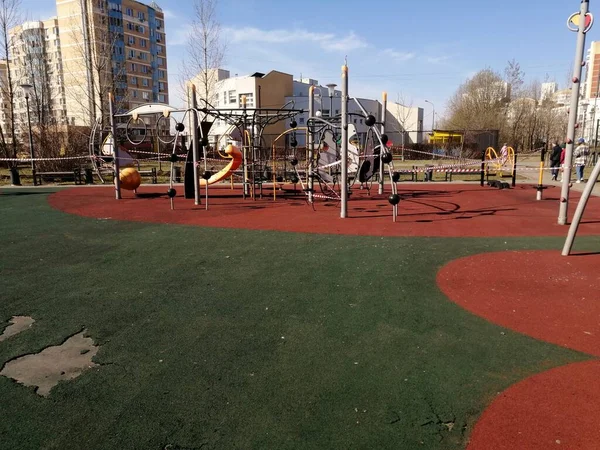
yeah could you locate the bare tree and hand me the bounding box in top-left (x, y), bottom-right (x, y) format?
top-left (0, 0), bottom-right (21, 181)
top-left (186, 0), bottom-right (226, 106)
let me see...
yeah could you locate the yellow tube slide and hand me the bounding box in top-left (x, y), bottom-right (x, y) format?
top-left (199, 144), bottom-right (242, 186)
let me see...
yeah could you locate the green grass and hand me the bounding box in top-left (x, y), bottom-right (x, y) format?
top-left (0, 189), bottom-right (597, 449)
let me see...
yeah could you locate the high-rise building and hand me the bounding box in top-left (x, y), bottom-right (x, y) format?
top-left (584, 41), bottom-right (600, 99)
top-left (53, 0), bottom-right (168, 126)
top-left (10, 19), bottom-right (67, 128)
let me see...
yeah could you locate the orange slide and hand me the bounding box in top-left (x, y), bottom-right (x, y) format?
top-left (199, 144), bottom-right (242, 186)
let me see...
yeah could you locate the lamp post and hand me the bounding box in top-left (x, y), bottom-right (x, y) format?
top-left (20, 83), bottom-right (36, 185)
top-left (424, 100), bottom-right (435, 133)
top-left (326, 83), bottom-right (337, 117)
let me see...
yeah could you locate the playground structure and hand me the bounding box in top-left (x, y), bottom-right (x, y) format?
top-left (93, 63), bottom-right (402, 220)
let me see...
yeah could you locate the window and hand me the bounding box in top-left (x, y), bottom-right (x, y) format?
top-left (158, 70), bottom-right (165, 79)
top-left (128, 49), bottom-right (135, 58)
top-left (156, 19), bottom-right (162, 29)
top-left (142, 78), bottom-right (149, 87)
top-left (157, 57), bottom-right (163, 66)
top-left (239, 93), bottom-right (254, 107)
top-left (127, 22), bottom-right (133, 31)
top-left (142, 91), bottom-right (149, 100)
top-left (128, 36), bottom-right (135, 45)
top-left (139, 52), bottom-right (147, 60)
top-left (159, 82), bottom-right (165, 91)
top-left (130, 63), bottom-right (136, 71)
top-left (158, 94), bottom-right (165, 102)
top-left (138, 11), bottom-right (145, 21)
top-left (126, 8), bottom-right (133, 16)
top-left (141, 65), bottom-right (148, 73)
top-left (131, 76), bottom-right (137, 85)
top-left (157, 45), bottom-right (162, 54)
top-left (140, 39), bottom-right (146, 48)
top-left (223, 91), bottom-right (227, 104)
top-left (228, 90), bottom-right (237, 103)
top-left (132, 90), bottom-right (137, 98)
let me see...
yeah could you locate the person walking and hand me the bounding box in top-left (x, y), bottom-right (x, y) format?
top-left (550, 142), bottom-right (562, 181)
top-left (574, 138), bottom-right (590, 183)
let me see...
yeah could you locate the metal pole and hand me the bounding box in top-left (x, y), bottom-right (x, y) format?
top-left (242, 95), bottom-right (248, 198)
top-left (559, 0), bottom-right (590, 225)
top-left (562, 156), bottom-right (600, 255)
top-left (480, 147), bottom-right (485, 187)
top-left (308, 86), bottom-right (315, 203)
top-left (190, 84), bottom-right (200, 205)
top-left (341, 64), bottom-right (349, 218)
top-left (379, 92), bottom-right (387, 195)
top-left (25, 95), bottom-right (36, 186)
top-left (512, 151), bottom-right (518, 188)
top-left (109, 93), bottom-right (121, 199)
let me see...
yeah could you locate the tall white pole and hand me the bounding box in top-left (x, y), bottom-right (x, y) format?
top-left (341, 64), bottom-right (349, 218)
top-left (308, 86), bottom-right (315, 203)
top-left (191, 84), bottom-right (200, 205)
top-left (559, 0), bottom-right (590, 225)
top-left (109, 93), bottom-right (121, 199)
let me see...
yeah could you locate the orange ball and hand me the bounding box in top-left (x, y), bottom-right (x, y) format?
top-left (119, 167), bottom-right (141, 191)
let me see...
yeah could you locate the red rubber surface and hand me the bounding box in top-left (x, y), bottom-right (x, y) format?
top-left (48, 184), bottom-right (600, 237)
top-left (438, 250), bottom-right (600, 449)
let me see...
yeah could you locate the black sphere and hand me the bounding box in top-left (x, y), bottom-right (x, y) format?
top-left (365, 115), bottom-right (376, 127)
top-left (290, 120), bottom-right (297, 129)
top-left (381, 152), bottom-right (393, 164)
top-left (290, 158), bottom-right (298, 166)
top-left (167, 188), bottom-right (177, 198)
top-left (381, 134), bottom-right (389, 145)
top-left (175, 123), bottom-right (185, 132)
top-left (392, 172), bottom-right (400, 182)
top-left (388, 194), bottom-right (400, 206)
top-left (200, 137), bottom-right (209, 147)
top-left (202, 171), bottom-right (212, 180)
top-left (290, 138), bottom-right (298, 148)
top-left (169, 154), bottom-right (179, 163)
top-left (291, 176), bottom-right (299, 184)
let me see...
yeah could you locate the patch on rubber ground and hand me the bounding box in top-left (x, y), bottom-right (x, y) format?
top-left (0, 316), bottom-right (35, 342)
top-left (0, 330), bottom-right (99, 396)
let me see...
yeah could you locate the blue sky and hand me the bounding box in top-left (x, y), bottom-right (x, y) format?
top-left (21, 0), bottom-right (599, 118)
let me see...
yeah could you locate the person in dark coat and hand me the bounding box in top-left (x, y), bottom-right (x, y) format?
top-left (550, 142), bottom-right (562, 180)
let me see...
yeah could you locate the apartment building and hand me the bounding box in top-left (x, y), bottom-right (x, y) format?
top-left (10, 19), bottom-right (67, 128)
top-left (54, 0), bottom-right (168, 126)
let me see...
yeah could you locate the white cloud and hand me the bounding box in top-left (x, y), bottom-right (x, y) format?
top-left (169, 24), bottom-right (193, 46)
top-left (426, 55), bottom-right (451, 64)
top-left (163, 9), bottom-right (176, 19)
top-left (381, 48), bottom-right (416, 62)
top-left (224, 27), bottom-right (368, 53)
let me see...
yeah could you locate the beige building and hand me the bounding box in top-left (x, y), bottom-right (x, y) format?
top-left (585, 41), bottom-right (600, 99)
top-left (10, 19), bottom-right (67, 128)
top-left (53, 0), bottom-right (168, 126)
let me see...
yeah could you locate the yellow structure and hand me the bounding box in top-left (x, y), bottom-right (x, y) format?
top-left (485, 147), bottom-right (515, 177)
top-left (429, 131), bottom-right (464, 146)
top-left (119, 167), bottom-right (141, 190)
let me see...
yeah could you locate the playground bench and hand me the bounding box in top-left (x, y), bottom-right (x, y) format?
top-left (138, 167), bottom-right (157, 184)
top-left (35, 169), bottom-right (82, 185)
top-left (444, 169), bottom-right (481, 181)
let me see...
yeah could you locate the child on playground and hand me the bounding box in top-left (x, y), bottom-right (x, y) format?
top-left (574, 138), bottom-right (590, 183)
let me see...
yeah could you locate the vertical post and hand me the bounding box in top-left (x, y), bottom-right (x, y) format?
top-left (479, 148), bottom-right (485, 187)
top-left (512, 151), bottom-right (518, 188)
top-left (25, 95), bottom-right (36, 186)
top-left (559, 0), bottom-right (590, 225)
top-left (190, 84), bottom-right (201, 206)
top-left (536, 148), bottom-right (544, 200)
top-left (109, 93), bottom-right (121, 199)
top-left (242, 95), bottom-right (248, 198)
top-left (341, 64), bottom-right (349, 218)
top-left (595, 118), bottom-right (599, 148)
top-left (379, 91), bottom-right (387, 195)
top-left (308, 86), bottom-right (315, 203)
